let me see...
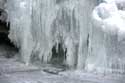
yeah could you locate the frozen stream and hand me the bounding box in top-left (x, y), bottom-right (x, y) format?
top-left (0, 45), bottom-right (124, 83)
top-left (0, 57), bottom-right (125, 83)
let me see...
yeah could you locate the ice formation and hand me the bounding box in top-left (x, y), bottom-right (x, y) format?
top-left (6, 0), bottom-right (125, 74)
top-left (91, 0), bottom-right (125, 73)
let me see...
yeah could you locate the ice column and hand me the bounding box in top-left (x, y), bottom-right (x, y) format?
top-left (77, 0), bottom-right (97, 69)
top-left (7, 0), bottom-right (33, 64)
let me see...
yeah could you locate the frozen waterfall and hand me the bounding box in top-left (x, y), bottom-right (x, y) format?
top-left (6, 0), bottom-right (125, 74)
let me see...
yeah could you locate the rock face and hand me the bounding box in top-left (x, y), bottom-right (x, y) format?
top-left (6, 0), bottom-right (125, 74)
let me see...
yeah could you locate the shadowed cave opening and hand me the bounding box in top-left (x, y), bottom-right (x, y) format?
top-left (31, 42), bottom-right (67, 69)
top-left (51, 43), bottom-right (67, 67)
top-left (0, 10), bottom-right (18, 58)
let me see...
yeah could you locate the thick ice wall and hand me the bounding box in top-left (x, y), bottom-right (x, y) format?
top-left (7, 0), bottom-right (80, 66)
top-left (7, 0), bottom-right (97, 68)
